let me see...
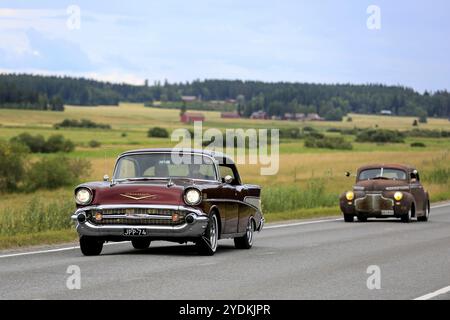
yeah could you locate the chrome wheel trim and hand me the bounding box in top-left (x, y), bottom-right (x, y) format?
top-left (408, 208), bottom-right (412, 221)
top-left (426, 205), bottom-right (430, 219)
top-left (209, 215), bottom-right (218, 252)
top-left (246, 220), bottom-right (254, 246)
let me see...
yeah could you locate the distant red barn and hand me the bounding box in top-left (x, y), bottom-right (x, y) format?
top-left (221, 112), bottom-right (241, 119)
top-left (180, 112), bottom-right (205, 123)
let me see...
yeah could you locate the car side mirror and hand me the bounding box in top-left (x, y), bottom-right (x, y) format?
top-left (345, 171), bottom-right (351, 177)
top-left (224, 175), bottom-right (233, 184)
top-left (103, 174), bottom-right (110, 182)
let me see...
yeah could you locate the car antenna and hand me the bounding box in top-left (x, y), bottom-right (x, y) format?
top-left (167, 178), bottom-right (174, 187)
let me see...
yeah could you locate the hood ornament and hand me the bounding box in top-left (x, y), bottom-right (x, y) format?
top-left (120, 193), bottom-right (157, 200)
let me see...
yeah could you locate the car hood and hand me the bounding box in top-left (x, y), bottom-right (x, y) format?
top-left (355, 179), bottom-right (409, 192)
top-left (79, 179), bottom-right (217, 206)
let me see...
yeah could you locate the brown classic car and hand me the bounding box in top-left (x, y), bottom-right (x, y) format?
top-left (71, 148), bottom-right (264, 256)
top-left (340, 164), bottom-right (430, 223)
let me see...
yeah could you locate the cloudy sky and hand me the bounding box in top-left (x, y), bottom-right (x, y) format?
top-left (0, 0), bottom-right (449, 91)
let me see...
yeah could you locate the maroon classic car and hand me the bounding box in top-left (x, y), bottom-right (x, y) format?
top-left (340, 164), bottom-right (430, 223)
top-left (71, 149), bottom-right (264, 256)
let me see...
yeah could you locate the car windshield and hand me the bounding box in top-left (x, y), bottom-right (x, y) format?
top-left (114, 153), bottom-right (217, 181)
top-left (358, 168), bottom-right (407, 180)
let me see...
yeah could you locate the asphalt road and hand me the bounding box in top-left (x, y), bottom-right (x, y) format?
top-left (1, 203), bottom-right (450, 300)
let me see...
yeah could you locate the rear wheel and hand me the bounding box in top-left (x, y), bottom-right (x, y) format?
top-left (234, 219), bottom-right (255, 249)
top-left (131, 238), bottom-right (151, 249)
top-left (197, 212), bottom-right (219, 256)
top-left (418, 203), bottom-right (430, 222)
top-left (80, 236), bottom-right (103, 256)
top-left (344, 214), bottom-right (354, 222)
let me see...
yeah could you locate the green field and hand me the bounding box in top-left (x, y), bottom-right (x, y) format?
top-left (1, 103), bottom-right (450, 249)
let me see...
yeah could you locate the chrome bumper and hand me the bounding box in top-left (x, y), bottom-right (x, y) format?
top-left (71, 204), bottom-right (209, 238)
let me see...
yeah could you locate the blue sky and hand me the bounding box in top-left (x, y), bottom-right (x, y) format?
top-left (0, 0), bottom-right (449, 91)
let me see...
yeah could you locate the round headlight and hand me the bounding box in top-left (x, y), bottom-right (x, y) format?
top-left (346, 191), bottom-right (354, 201)
top-left (184, 188), bottom-right (201, 205)
top-left (394, 191), bottom-right (403, 201)
top-left (75, 188), bottom-right (93, 205)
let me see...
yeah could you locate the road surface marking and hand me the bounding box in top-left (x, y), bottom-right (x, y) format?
top-left (0, 203), bottom-right (448, 259)
top-left (0, 242), bottom-right (125, 259)
top-left (414, 285), bottom-right (450, 300)
top-left (264, 218), bottom-right (342, 230)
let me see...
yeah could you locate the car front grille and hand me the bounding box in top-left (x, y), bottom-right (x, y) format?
top-left (355, 193), bottom-right (393, 213)
top-left (86, 208), bottom-right (186, 226)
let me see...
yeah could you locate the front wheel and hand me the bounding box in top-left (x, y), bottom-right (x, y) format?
top-left (418, 203), bottom-right (430, 222)
top-left (131, 238), bottom-right (151, 249)
top-left (344, 214), bottom-right (354, 222)
top-left (234, 219), bottom-right (255, 249)
top-left (80, 236), bottom-right (104, 256)
top-left (196, 212), bottom-right (219, 256)
top-left (401, 207), bottom-right (412, 223)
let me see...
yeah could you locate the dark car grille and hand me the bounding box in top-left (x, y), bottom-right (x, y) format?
top-left (86, 208), bottom-right (186, 226)
top-left (355, 194), bottom-right (394, 213)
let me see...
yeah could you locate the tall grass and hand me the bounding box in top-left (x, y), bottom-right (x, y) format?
top-left (262, 180), bottom-right (338, 214)
top-left (0, 197), bottom-right (74, 237)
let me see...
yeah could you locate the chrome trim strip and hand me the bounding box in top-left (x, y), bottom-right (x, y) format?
top-left (96, 214), bottom-right (173, 220)
top-left (204, 198), bottom-right (261, 212)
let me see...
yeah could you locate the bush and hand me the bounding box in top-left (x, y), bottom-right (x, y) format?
top-left (410, 142), bottom-right (426, 148)
top-left (25, 156), bottom-right (91, 191)
top-left (0, 141), bottom-right (28, 192)
top-left (262, 180), bottom-right (337, 213)
top-left (44, 135), bottom-right (75, 153)
top-left (0, 197), bottom-right (75, 237)
top-left (121, 132), bottom-right (127, 137)
top-left (356, 129), bottom-right (405, 143)
top-left (88, 140), bottom-right (101, 148)
top-left (279, 127), bottom-right (302, 139)
top-left (347, 117), bottom-right (353, 122)
top-left (10, 133), bottom-right (46, 153)
top-left (412, 119), bottom-right (419, 127)
top-left (10, 133), bottom-right (75, 153)
top-left (55, 119), bottom-right (111, 129)
top-left (405, 129), bottom-right (450, 138)
top-left (306, 131), bottom-right (325, 139)
top-left (305, 136), bottom-right (353, 150)
top-left (148, 127), bottom-right (169, 138)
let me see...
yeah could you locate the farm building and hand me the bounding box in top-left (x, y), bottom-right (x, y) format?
top-left (221, 112), bottom-right (241, 119)
top-left (180, 112), bottom-right (205, 123)
top-left (181, 96), bottom-right (198, 102)
top-left (306, 113), bottom-right (325, 121)
top-left (284, 113), bottom-right (305, 121)
top-left (250, 110), bottom-right (268, 120)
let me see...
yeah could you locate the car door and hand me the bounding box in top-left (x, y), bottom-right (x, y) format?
top-left (218, 165), bottom-right (239, 234)
top-left (410, 170), bottom-right (426, 214)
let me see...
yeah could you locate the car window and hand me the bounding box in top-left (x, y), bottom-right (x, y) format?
top-left (115, 153), bottom-right (217, 180)
top-left (219, 165), bottom-right (239, 185)
top-left (358, 168), bottom-right (407, 180)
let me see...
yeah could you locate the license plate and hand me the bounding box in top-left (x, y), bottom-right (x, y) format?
top-left (123, 228), bottom-right (148, 236)
top-left (381, 210), bottom-right (394, 215)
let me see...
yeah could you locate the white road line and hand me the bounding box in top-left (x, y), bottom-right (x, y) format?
top-left (0, 203), bottom-right (449, 259)
top-left (414, 285), bottom-right (450, 300)
top-left (0, 242), bottom-right (126, 259)
top-left (264, 218), bottom-right (342, 230)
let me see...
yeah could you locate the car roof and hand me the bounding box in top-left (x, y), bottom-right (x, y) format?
top-left (118, 148), bottom-right (235, 164)
top-left (357, 164), bottom-right (416, 172)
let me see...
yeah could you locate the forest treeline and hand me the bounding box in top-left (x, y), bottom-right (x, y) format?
top-left (1, 74), bottom-right (449, 119)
